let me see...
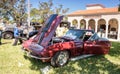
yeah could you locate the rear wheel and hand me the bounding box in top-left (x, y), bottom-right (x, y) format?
top-left (2, 32), bottom-right (13, 39)
top-left (50, 51), bottom-right (69, 67)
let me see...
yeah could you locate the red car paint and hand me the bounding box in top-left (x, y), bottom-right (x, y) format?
top-left (22, 14), bottom-right (111, 66)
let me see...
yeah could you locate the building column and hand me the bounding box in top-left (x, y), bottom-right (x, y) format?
top-left (117, 21), bottom-right (120, 41)
top-left (69, 21), bottom-right (73, 27)
top-left (95, 24), bottom-right (98, 32)
top-left (105, 21), bottom-right (109, 38)
top-left (77, 19), bottom-right (80, 29)
top-left (95, 19), bottom-right (98, 32)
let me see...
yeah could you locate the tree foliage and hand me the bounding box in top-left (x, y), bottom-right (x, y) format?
top-left (38, 0), bottom-right (69, 21)
top-left (0, 0), bottom-right (69, 24)
top-left (0, 0), bottom-right (27, 23)
top-left (30, 8), bottom-right (40, 23)
top-left (30, 0), bottom-right (69, 24)
top-left (38, 0), bottom-right (53, 19)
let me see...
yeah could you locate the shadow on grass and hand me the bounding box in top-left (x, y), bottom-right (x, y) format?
top-left (23, 54), bottom-right (49, 73)
top-left (23, 54), bottom-right (120, 74)
top-left (52, 55), bottom-right (120, 74)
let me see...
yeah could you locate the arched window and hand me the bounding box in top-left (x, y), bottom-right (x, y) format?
top-left (72, 19), bottom-right (78, 28)
top-left (88, 19), bottom-right (95, 30)
top-left (98, 19), bottom-right (106, 32)
top-left (108, 18), bottom-right (118, 39)
top-left (80, 19), bottom-right (86, 29)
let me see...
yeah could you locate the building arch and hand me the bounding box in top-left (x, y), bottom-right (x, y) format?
top-left (98, 19), bottom-right (106, 32)
top-left (72, 19), bottom-right (78, 28)
top-left (80, 19), bottom-right (86, 29)
top-left (88, 19), bottom-right (95, 30)
top-left (108, 18), bottom-right (118, 39)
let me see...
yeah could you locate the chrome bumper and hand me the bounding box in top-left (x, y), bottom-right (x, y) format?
top-left (21, 47), bottom-right (51, 60)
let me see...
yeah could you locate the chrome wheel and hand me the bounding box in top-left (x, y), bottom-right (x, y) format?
top-left (51, 51), bottom-right (69, 67)
top-left (57, 51), bottom-right (69, 66)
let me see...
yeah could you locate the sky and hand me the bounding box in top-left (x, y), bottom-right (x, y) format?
top-left (30, 0), bottom-right (120, 14)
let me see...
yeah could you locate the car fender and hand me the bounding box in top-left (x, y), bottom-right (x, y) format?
top-left (2, 30), bottom-right (14, 34)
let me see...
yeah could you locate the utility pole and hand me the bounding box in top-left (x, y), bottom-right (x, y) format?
top-left (27, 0), bottom-right (30, 26)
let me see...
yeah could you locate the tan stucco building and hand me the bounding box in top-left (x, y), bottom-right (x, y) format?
top-left (68, 4), bottom-right (120, 41)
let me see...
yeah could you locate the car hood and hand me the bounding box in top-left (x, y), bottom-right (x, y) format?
top-left (23, 14), bottom-right (64, 54)
top-left (38, 14), bottom-right (63, 47)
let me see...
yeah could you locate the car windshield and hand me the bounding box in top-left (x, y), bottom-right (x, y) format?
top-left (88, 33), bottom-right (99, 41)
top-left (64, 29), bottom-right (85, 39)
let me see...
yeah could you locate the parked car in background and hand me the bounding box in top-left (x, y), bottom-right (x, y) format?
top-left (2, 25), bottom-right (14, 39)
top-left (1, 22), bottom-right (41, 39)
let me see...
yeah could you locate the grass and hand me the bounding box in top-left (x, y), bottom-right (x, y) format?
top-left (0, 39), bottom-right (120, 74)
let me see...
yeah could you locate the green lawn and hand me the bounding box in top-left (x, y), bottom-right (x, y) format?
top-left (0, 39), bottom-right (120, 74)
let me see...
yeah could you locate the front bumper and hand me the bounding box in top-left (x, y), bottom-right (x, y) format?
top-left (28, 52), bottom-right (51, 60)
top-left (21, 47), bottom-right (51, 62)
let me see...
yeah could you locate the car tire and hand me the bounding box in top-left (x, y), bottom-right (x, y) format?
top-left (50, 55), bottom-right (58, 67)
top-left (2, 32), bottom-right (13, 39)
top-left (50, 51), bottom-right (69, 67)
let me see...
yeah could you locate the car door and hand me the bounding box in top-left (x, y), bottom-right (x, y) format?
top-left (84, 33), bottom-right (106, 54)
top-left (73, 40), bottom-right (84, 56)
top-left (73, 31), bottom-right (86, 56)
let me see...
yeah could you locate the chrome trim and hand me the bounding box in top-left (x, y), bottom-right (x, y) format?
top-left (70, 54), bottom-right (94, 61)
top-left (28, 53), bottom-right (51, 60)
top-left (21, 46), bottom-right (51, 60)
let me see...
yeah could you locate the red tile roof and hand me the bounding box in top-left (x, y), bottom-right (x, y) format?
top-left (68, 7), bottom-right (119, 16)
top-left (86, 4), bottom-right (105, 8)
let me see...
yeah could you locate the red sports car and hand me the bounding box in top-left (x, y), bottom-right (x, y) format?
top-left (22, 14), bottom-right (111, 67)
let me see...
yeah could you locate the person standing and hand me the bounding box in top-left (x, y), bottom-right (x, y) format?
top-left (12, 24), bottom-right (23, 46)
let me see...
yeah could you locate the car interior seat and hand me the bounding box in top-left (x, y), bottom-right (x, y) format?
top-left (83, 32), bottom-right (92, 41)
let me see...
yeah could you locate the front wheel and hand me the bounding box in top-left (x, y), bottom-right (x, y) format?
top-left (50, 51), bottom-right (69, 67)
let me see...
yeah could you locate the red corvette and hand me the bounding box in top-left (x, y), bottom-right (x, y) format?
top-left (22, 14), bottom-right (111, 67)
